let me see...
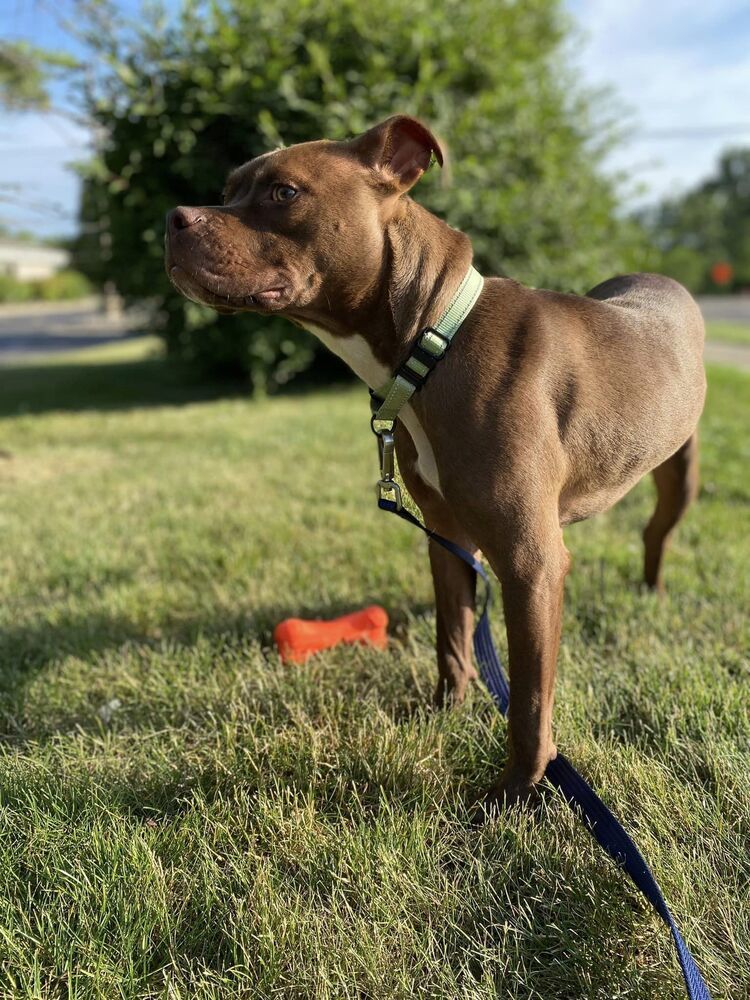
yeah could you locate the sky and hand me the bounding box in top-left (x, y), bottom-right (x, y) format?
top-left (1, 0), bottom-right (749, 239)
top-left (567, 0), bottom-right (750, 202)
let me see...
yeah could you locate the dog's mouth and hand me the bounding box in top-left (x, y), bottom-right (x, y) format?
top-left (167, 263), bottom-right (291, 314)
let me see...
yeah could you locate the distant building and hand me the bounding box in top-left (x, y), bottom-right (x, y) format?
top-left (0, 240), bottom-right (70, 281)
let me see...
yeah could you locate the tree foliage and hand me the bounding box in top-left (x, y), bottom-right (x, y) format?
top-left (74, 0), bottom-right (642, 387)
top-left (0, 42), bottom-right (51, 110)
top-left (0, 41), bottom-right (77, 111)
top-left (641, 148), bottom-right (750, 293)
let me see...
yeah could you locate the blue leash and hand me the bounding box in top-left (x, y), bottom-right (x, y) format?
top-left (379, 498), bottom-right (712, 999)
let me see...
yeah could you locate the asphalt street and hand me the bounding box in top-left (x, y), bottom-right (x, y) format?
top-left (0, 299), bottom-right (142, 364)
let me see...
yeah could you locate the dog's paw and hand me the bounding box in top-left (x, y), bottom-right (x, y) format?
top-left (470, 785), bottom-right (541, 825)
top-left (433, 667), bottom-right (479, 709)
top-left (470, 765), bottom-right (548, 825)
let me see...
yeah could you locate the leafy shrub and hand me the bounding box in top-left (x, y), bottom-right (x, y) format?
top-left (0, 269), bottom-right (91, 303)
top-left (73, 0), bottom-right (642, 388)
top-left (35, 270), bottom-right (92, 301)
top-left (0, 274), bottom-right (35, 303)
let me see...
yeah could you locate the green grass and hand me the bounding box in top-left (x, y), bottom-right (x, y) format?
top-left (0, 347), bottom-right (747, 999)
top-left (705, 320), bottom-right (750, 346)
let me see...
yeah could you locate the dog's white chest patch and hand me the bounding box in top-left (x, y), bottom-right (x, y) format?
top-left (301, 322), bottom-right (443, 496)
top-left (399, 404), bottom-right (442, 495)
top-left (302, 323), bottom-right (390, 389)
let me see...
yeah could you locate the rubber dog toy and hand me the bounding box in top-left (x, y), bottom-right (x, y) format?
top-left (273, 605), bottom-right (389, 663)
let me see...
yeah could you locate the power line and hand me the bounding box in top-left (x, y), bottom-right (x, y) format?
top-left (0, 131), bottom-right (750, 156)
top-left (636, 124), bottom-right (750, 139)
top-left (0, 143), bottom-right (92, 153)
top-left (3, 130), bottom-right (750, 152)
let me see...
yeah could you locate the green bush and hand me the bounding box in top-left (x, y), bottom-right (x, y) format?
top-left (34, 269), bottom-right (92, 301)
top-left (0, 274), bottom-right (35, 303)
top-left (0, 269), bottom-right (91, 304)
top-left (74, 0), bottom-right (643, 388)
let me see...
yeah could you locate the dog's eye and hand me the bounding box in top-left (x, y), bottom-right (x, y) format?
top-left (271, 184), bottom-right (298, 203)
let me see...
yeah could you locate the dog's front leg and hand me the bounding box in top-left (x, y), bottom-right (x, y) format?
top-left (396, 427), bottom-right (478, 706)
top-left (483, 512), bottom-right (570, 806)
top-left (427, 530), bottom-right (478, 706)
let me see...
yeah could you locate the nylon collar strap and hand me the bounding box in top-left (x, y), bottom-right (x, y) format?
top-left (371, 264), bottom-right (484, 425)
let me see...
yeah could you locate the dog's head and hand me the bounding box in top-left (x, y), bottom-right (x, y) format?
top-left (165, 115), bottom-right (443, 316)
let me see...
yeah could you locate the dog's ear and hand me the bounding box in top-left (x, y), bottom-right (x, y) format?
top-left (348, 115), bottom-right (444, 193)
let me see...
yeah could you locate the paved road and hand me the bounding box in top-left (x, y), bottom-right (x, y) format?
top-left (704, 341), bottom-right (750, 371)
top-left (696, 295), bottom-right (750, 324)
top-left (0, 298), bottom-right (143, 365)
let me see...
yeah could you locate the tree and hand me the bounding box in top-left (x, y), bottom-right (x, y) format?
top-left (73, 0), bottom-right (643, 388)
top-left (0, 41), bottom-right (77, 110)
top-left (0, 42), bottom-right (50, 110)
top-left (641, 148), bottom-right (750, 293)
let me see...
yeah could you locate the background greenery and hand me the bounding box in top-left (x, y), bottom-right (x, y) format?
top-left (0, 40), bottom-right (75, 111)
top-left (639, 149), bottom-right (750, 294)
top-left (0, 340), bottom-right (747, 998)
top-left (0, 269), bottom-right (91, 304)
top-left (72, 0), bottom-right (643, 388)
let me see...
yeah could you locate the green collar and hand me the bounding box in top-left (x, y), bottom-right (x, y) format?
top-left (370, 264), bottom-right (484, 427)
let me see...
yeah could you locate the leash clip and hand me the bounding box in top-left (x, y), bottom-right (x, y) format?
top-left (376, 478), bottom-right (402, 510)
top-left (373, 425), bottom-right (402, 511)
top-left (378, 428), bottom-right (396, 481)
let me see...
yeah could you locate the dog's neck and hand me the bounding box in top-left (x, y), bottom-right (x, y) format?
top-left (290, 198), bottom-right (474, 375)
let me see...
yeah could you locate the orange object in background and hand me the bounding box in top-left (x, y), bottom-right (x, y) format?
top-left (710, 261), bottom-right (733, 286)
top-left (273, 605), bottom-right (389, 663)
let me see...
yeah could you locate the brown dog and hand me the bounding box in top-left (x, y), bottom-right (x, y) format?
top-left (165, 116), bottom-right (706, 806)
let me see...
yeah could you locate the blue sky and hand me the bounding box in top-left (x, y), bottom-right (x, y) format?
top-left (567, 0), bottom-right (750, 201)
top-left (1, 0), bottom-right (749, 238)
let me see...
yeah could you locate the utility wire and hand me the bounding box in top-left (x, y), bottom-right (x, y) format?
top-left (638, 124), bottom-right (750, 139)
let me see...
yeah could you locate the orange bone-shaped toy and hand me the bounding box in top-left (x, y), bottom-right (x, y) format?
top-left (273, 605), bottom-right (389, 663)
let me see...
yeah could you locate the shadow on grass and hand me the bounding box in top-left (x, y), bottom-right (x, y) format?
top-left (0, 595), bottom-right (436, 743)
top-left (0, 345), bottom-right (353, 418)
top-left (0, 355), bottom-right (248, 417)
top-left (436, 861), bottom-right (666, 998)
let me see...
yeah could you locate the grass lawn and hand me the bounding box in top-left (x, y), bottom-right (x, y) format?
top-left (705, 320), bottom-right (750, 346)
top-left (0, 345), bottom-right (747, 999)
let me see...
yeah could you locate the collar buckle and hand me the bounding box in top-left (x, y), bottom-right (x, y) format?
top-left (420, 326), bottom-right (452, 357)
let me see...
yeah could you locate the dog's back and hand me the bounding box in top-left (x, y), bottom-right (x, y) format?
top-left (583, 271), bottom-right (705, 465)
top-left (586, 271), bottom-right (704, 363)
top-left (568, 274), bottom-right (705, 520)
top-left (466, 273), bottom-right (706, 524)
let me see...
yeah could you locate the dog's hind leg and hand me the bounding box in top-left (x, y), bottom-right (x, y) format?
top-left (643, 432), bottom-right (699, 592)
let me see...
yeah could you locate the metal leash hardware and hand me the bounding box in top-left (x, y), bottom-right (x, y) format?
top-left (371, 415), bottom-right (402, 511)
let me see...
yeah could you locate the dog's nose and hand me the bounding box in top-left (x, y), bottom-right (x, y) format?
top-left (169, 206), bottom-right (206, 232)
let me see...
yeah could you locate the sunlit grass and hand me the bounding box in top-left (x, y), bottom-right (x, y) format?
top-left (0, 348), bottom-right (747, 998)
top-left (705, 319), bottom-right (750, 346)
